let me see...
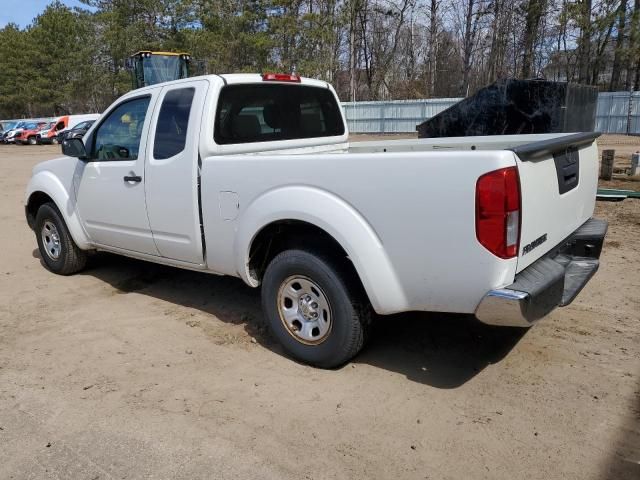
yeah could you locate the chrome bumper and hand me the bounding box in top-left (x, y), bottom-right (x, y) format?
top-left (475, 218), bottom-right (607, 328)
top-left (475, 289), bottom-right (532, 327)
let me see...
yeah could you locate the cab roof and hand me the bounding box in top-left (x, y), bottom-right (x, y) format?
top-left (219, 73), bottom-right (328, 89)
top-left (124, 74), bottom-right (331, 97)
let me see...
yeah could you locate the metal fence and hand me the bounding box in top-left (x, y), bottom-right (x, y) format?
top-left (595, 91), bottom-right (640, 134)
top-left (342, 91), bottom-right (640, 134)
top-left (341, 98), bottom-right (461, 133)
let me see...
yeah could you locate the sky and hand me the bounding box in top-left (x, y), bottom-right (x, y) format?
top-left (0, 0), bottom-right (92, 29)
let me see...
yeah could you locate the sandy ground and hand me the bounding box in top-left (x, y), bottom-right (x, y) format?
top-left (0, 143), bottom-right (639, 480)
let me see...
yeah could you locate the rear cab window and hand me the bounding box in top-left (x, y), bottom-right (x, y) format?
top-left (153, 87), bottom-right (195, 159)
top-left (214, 84), bottom-right (344, 145)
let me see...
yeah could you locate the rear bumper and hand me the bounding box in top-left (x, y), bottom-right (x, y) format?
top-left (475, 217), bottom-right (607, 327)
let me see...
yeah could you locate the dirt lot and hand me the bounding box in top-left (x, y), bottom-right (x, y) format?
top-left (595, 134), bottom-right (640, 191)
top-left (1, 141), bottom-right (639, 480)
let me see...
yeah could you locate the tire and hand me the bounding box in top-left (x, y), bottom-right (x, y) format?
top-left (35, 202), bottom-right (87, 275)
top-left (51, 137), bottom-right (59, 145)
top-left (27, 136), bottom-right (37, 145)
top-left (261, 249), bottom-right (372, 368)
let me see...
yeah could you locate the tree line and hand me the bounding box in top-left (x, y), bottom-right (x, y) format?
top-left (0, 0), bottom-right (639, 118)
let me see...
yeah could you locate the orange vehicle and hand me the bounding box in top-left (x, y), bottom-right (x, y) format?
top-left (36, 117), bottom-right (66, 144)
top-left (14, 121), bottom-right (49, 145)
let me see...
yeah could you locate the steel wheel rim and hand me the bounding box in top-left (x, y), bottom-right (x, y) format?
top-left (277, 275), bottom-right (332, 345)
top-left (41, 220), bottom-right (62, 260)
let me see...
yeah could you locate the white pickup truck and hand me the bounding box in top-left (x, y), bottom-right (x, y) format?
top-left (25, 73), bottom-right (607, 367)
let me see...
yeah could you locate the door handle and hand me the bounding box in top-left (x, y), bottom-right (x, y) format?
top-left (123, 175), bottom-right (142, 183)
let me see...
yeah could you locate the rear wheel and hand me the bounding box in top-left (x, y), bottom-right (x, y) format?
top-left (27, 136), bottom-right (37, 145)
top-left (261, 249), bottom-right (371, 368)
top-left (35, 203), bottom-right (87, 275)
top-left (51, 137), bottom-right (59, 145)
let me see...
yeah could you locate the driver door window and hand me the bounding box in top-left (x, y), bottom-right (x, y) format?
top-left (92, 96), bottom-right (150, 160)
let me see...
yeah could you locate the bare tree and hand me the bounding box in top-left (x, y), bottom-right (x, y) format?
top-left (450, 0), bottom-right (487, 95)
top-left (521, 0), bottom-right (547, 78)
top-left (628, 0), bottom-right (640, 89)
top-left (577, 0), bottom-right (593, 83)
top-left (609, 0), bottom-right (628, 90)
top-left (426, 0), bottom-right (441, 95)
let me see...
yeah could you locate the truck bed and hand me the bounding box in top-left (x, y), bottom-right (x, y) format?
top-left (349, 132), bottom-right (601, 273)
top-left (201, 132), bottom-right (601, 314)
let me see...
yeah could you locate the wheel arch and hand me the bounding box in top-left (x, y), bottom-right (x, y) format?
top-left (247, 219), bottom-right (350, 281)
top-left (25, 172), bottom-right (91, 250)
top-left (236, 186), bottom-right (408, 314)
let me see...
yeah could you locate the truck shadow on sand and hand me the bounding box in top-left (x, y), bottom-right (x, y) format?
top-left (35, 250), bottom-right (527, 388)
top-left (358, 312), bottom-right (527, 387)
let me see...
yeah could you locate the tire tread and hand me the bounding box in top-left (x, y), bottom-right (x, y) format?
top-left (35, 202), bottom-right (87, 275)
top-left (262, 248), bottom-right (372, 368)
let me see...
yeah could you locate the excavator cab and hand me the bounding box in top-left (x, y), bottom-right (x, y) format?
top-left (127, 51), bottom-right (191, 89)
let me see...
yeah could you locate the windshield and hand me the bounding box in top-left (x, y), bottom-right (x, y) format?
top-left (74, 121), bottom-right (92, 130)
top-left (142, 55), bottom-right (187, 85)
top-left (2, 122), bottom-right (17, 130)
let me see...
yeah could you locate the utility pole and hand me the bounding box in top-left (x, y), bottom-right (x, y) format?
top-left (627, 85), bottom-right (635, 135)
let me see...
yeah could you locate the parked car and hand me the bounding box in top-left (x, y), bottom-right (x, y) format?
top-left (15, 122), bottom-right (49, 145)
top-left (56, 120), bottom-right (96, 143)
top-left (34, 115), bottom-right (96, 144)
top-left (0, 121), bottom-right (15, 142)
top-left (24, 74), bottom-right (607, 368)
top-left (0, 120), bottom-right (19, 134)
top-left (3, 121), bottom-right (29, 144)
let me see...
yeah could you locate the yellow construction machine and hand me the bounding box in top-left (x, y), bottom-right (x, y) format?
top-left (127, 51), bottom-right (192, 89)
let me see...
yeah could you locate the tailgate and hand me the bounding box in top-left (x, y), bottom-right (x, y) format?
top-left (512, 132), bottom-right (600, 273)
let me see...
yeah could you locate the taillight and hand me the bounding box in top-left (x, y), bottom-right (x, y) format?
top-left (476, 167), bottom-right (521, 259)
top-left (262, 72), bottom-right (301, 83)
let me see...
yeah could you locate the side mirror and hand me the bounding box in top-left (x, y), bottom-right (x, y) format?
top-left (62, 138), bottom-right (88, 159)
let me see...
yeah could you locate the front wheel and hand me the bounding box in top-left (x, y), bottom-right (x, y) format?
top-left (261, 249), bottom-right (371, 368)
top-left (35, 203), bottom-right (87, 275)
